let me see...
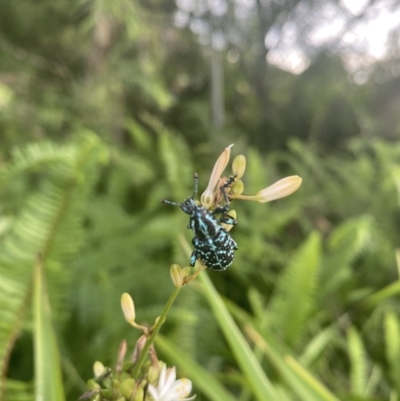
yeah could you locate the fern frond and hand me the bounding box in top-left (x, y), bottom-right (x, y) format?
top-left (319, 215), bottom-right (373, 299)
top-left (327, 215), bottom-right (373, 255)
top-left (384, 310), bottom-right (400, 396)
top-left (124, 118), bottom-right (153, 152)
top-left (109, 147), bottom-right (155, 186)
top-left (0, 132), bottom-right (106, 398)
top-left (347, 326), bottom-right (368, 397)
top-left (0, 141), bottom-right (72, 190)
top-left (269, 231), bottom-right (322, 347)
top-left (158, 129), bottom-right (193, 200)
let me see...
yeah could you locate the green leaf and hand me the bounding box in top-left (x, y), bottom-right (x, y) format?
top-left (198, 272), bottom-right (280, 401)
top-left (225, 299), bottom-right (341, 401)
top-left (300, 327), bottom-right (339, 367)
top-left (33, 258), bottom-right (65, 401)
top-left (245, 325), bottom-right (342, 401)
top-left (284, 355), bottom-right (342, 401)
top-left (6, 379), bottom-right (33, 401)
top-left (320, 216), bottom-right (373, 298)
top-left (360, 281), bottom-right (400, 309)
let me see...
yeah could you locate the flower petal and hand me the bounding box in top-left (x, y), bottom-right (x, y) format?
top-left (256, 175), bottom-right (302, 203)
top-left (163, 378), bottom-right (193, 401)
top-left (159, 367), bottom-right (177, 397)
top-left (157, 364), bottom-right (168, 392)
top-left (201, 144), bottom-right (233, 208)
top-left (148, 383), bottom-right (160, 400)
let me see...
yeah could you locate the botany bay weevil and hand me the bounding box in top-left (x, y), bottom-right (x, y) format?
top-left (162, 173), bottom-right (238, 271)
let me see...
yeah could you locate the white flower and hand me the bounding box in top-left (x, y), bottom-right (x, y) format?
top-left (147, 365), bottom-right (196, 401)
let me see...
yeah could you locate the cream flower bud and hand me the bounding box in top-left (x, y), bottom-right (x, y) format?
top-left (170, 264), bottom-right (184, 288)
top-left (232, 155), bottom-right (246, 179)
top-left (256, 175), bottom-right (302, 203)
top-left (201, 144), bottom-right (233, 208)
top-left (121, 293), bottom-right (136, 323)
top-left (93, 361), bottom-right (106, 378)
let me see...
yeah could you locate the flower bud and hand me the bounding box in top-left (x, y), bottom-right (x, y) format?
top-left (231, 180), bottom-right (244, 196)
top-left (133, 387), bottom-right (144, 401)
top-left (201, 144), bottom-right (233, 208)
top-left (131, 335), bottom-right (147, 363)
top-left (121, 293), bottom-right (136, 323)
top-left (182, 266), bottom-right (191, 276)
top-left (148, 360), bottom-right (163, 383)
top-left (87, 379), bottom-right (101, 390)
top-left (232, 155), bottom-right (246, 179)
top-left (256, 175), bottom-right (302, 203)
top-left (120, 378), bottom-right (136, 399)
top-left (100, 389), bottom-right (112, 398)
top-left (170, 264), bottom-right (184, 288)
top-left (93, 361), bottom-right (106, 378)
top-left (116, 340), bottom-right (127, 372)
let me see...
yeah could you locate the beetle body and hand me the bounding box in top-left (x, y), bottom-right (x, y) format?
top-left (162, 174), bottom-right (238, 271)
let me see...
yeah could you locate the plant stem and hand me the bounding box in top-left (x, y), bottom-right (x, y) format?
top-left (131, 286), bottom-right (181, 378)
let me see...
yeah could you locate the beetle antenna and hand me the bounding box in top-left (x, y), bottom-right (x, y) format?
top-left (192, 173), bottom-right (199, 199)
top-left (161, 199), bottom-right (181, 207)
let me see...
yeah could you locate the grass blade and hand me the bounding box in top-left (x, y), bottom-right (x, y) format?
top-left (245, 325), bottom-right (342, 401)
top-left (198, 272), bottom-right (280, 401)
top-left (155, 335), bottom-right (236, 401)
top-left (33, 258), bottom-right (65, 401)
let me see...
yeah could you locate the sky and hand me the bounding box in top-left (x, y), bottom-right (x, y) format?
top-left (265, 0), bottom-right (400, 81)
top-left (174, 0), bottom-right (400, 82)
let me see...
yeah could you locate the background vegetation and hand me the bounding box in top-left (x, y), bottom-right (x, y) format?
top-left (1, 0), bottom-right (400, 400)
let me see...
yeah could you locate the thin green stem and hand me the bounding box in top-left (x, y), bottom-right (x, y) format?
top-left (131, 286), bottom-right (182, 378)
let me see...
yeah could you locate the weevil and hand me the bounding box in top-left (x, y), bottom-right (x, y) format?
top-left (162, 173), bottom-right (238, 271)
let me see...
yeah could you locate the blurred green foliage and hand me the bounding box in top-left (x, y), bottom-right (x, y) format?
top-left (2, 130), bottom-right (400, 401)
top-left (1, 0), bottom-right (400, 400)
